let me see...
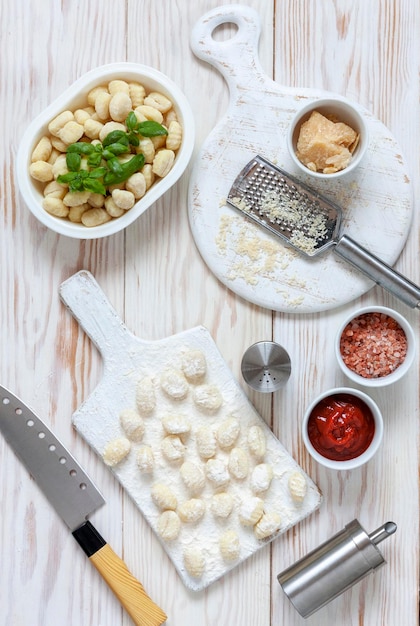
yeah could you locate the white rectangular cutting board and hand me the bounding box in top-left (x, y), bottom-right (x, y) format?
top-left (59, 270), bottom-right (322, 591)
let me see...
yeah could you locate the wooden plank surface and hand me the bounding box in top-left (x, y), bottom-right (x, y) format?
top-left (0, 1), bottom-right (418, 625)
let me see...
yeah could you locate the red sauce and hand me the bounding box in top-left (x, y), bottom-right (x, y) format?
top-left (307, 393), bottom-right (375, 461)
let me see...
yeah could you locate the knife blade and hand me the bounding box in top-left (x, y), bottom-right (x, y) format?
top-left (0, 385), bottom-right (167, 626)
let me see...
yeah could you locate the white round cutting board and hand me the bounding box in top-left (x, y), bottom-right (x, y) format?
top-left (188, 5), bottom-right (413, 313)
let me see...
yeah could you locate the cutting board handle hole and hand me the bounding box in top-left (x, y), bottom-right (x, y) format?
top-left (211, 22), bottom-right (238, 42)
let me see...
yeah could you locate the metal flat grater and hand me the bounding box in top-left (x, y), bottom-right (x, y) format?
top-left (227, 154), bottom-right (339, 256)
top-left (227, 155), bottom-right (420, 309)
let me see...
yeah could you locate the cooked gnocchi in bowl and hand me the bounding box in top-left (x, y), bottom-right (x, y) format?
top-left (16, 63), bottom-right (195, 239)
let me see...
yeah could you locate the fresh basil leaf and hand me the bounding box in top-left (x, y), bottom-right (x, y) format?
top-left (67, 142), bottom-right (95, 155)
top-left (89, 166), bottom-right (107, 179)
top-left (103, 153), bottom-right (145, 185)
top-left (127, 132), bottom-right (139, 147)
top-left (83, 178), bottom-right (106, 195)
top-left (66, 152), bottom-right (82, 172)
top-left (102, 130), bottom-right (128, 148)
top-left (87, 152), bottom-right (103, 167)
top-left (103, 142), bottom-right (130, 158)
top-left (57, 172), bottom-right (77, 184)
top-left (137, 121), bottom-right (168, 137)
top-left (107, 158), bottom-right (124, 176)
top-left (125, 111), bottom-right (138, 132)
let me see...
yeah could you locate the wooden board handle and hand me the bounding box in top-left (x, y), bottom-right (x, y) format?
top-left (73, 521), bottom-right (167, 626)
top-left (59, 270), bottom-right (138, 359)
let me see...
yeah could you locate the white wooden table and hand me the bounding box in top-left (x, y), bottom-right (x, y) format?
top-left (1, 1), bottom-right (418, 625)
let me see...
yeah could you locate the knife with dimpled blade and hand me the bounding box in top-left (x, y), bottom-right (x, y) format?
top-left (0, 385), bottom-right (167, 626)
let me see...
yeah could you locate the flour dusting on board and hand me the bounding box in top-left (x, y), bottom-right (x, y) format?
top-left (60, 271), bottom-right (322, 592)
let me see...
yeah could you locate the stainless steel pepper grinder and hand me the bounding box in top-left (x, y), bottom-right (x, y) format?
top-left (277, 519), bottom-right (397, 618)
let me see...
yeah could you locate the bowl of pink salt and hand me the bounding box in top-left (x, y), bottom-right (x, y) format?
top-left (335, 306), bottom-right (416, 387)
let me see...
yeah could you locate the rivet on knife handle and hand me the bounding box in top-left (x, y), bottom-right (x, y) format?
top-left (73, 522), bottom-right (167, 626)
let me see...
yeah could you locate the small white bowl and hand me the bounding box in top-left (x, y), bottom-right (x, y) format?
top-left (16, 62), bottom-right (195, 239)
top-left (287, 97), bottom-right (368, 180)
top-left (335, 306), bottom-right (416, 387)
top-left (302, 387), bottom-right (383, 470)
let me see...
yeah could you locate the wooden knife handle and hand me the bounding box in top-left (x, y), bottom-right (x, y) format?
top-left (73, 521), bottom-right (167, 626)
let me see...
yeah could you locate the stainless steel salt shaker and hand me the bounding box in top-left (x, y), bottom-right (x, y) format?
top-left (241, 341), bottom-right (291, 392)
top-left (277, 519), bottom-right (397, 618)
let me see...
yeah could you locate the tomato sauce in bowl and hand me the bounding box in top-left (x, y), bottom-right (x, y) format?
top-left (307, 393), bottom-right (375, 461)
top-left (302, 387), bottom-right (383, 470)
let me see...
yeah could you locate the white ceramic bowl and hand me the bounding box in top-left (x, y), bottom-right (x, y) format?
top-left (302, 387), bottom-right (383, 470)
top-left (335, 306), bottom-right (416, 387)
top-left (287, 97), bottom-right (368, 180)
top-left (16, 63), bottom-right (195, 239)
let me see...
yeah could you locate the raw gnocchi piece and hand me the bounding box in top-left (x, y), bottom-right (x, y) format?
top-left (205, 458), bottom-right (230, 487)
top-left (87, 192), bottom-right (105, 208)
top-left (250, 463), bottom-right (273, 493)
top-left (43, 180), bottom-right (66, 199)
top-left (180, 461), bottom-right (205, 495)
top-left (87, 85), bottom-right (108, 106)
top-left (63, 190), bottom-right (91, 207)
top-left (210, 492), bottom-right (234, 519)
top-left (137, 137), bottom-right (155, 163)
top-left (84, 118), bottom-right (104, 140)
top-left (95, 91), bottom-right (112, 120)
top-left (125, 172), bottom-right (146, 199)
top-left (195, 426), bottom-right (217, 459)
top-left (183, 545), bottom-right (205, 578)
top-left (119, 408), bottom-right (145, 443)
top-left (288, 471), bottom-right (308, 503)
top-left (136, 445), bottom-right (154, 473)
top-left (136, 104), bottom-right (164, 124)
top-left (42, 197), bottom-right (69, 218)
top-left (111, 188), bottom-right (135, 210)
top-left (152, 149), bottom-right (175, 178)
top-left (160, 368), bottom-right (189, 400)
top-left (135, 376), bottom-right (156, 415)
top-left (108, 79), bottom-right (130, 96)
top-left (31, 136), bottom-right (52, 162)
top-left (181, 349), bottom-right (207, 383)
top-left (219, 530), bottom-right (240, 562)
top-left (166, 120), bottom-right (182, 151)
top-left (254, 511), bottom-right (281, 540)
top-left (102, 437), bottom-right (131, 467)
top-left (81, 207), bottom-right (112, 227)
top-left (104, 196), bottom-right (124, 218)
top-left (109, 91), bottom-right (133, 122)
top-left (144, 91), bottom-right (173, 113)
top-left (29, 161), bottom-right (54, 182)
top-left (129, 82), bottom-right (146, 107)
top-left (68, 204), bottom-right (88, 223)
top-left (51, 153), bottom-right (68, 178)
top-left (239, 496), bottom-right (264, 527)
top-left (151, 483), bottom-right (177, 510)
top-left (178, 498), bottom-right (205, 523)
top-left (193, 384), bottom-right (223, 413)
top-left (157, 510), bottom-right (181, 541)
top-left (247, 425), bottom-right (266, 460)
top-left (216, 417), bottom-right (240, 450)
top-left (161, 435), bottom-right (185, 462)
top-left (48, 110), bottom-right (74, 136)
top-left (58, 120), bottom-right (84, 144)
top-left (142, 163), bottom-right (155, 189)
top-left (162, 413), bottom-right (191, 436)
top-left (228, 448), bottom-right (249, 480)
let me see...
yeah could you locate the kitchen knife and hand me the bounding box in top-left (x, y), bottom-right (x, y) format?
top-left (0, 385), bottom-right (167, 626)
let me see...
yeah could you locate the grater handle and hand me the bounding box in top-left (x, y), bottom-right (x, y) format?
top-left (334, 235), bottom-right (420, 309)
